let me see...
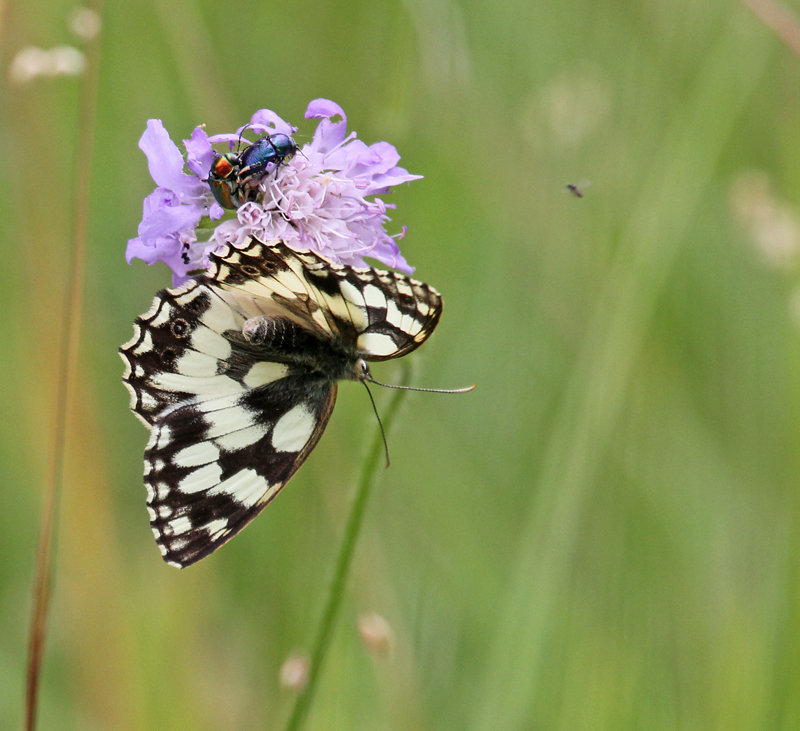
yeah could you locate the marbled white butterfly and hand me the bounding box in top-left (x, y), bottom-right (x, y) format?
top-left (120, 238), bottom-right (442, 567)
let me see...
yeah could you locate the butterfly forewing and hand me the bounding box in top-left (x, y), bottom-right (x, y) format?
top-left (210, 242), bottom-right (350, 341)
top-left (121, 280), bottom-right (244, 426)
top-left (210, 240), bottom-right (442, 359)
top-left (121, 238), bottom-right (442, 567)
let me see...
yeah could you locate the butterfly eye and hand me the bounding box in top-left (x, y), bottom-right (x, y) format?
top-left (355, 359), bottom-right (370, 381)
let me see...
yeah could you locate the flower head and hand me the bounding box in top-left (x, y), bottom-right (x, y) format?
top-left (126, 100), bottom-right (421, 284)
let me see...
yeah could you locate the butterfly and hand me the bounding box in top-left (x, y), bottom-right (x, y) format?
top-left (120, 238), bottom-right (442, 567)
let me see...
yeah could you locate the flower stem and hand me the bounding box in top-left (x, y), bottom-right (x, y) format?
top-left (24, 6), bottom-right (103, 729)
top-left (284, 362), bottom-right (410, 730)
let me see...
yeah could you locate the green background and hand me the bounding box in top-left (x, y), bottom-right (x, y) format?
top-left (3, 0), bottom-right (800, 728)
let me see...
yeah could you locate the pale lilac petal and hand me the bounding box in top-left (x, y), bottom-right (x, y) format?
top-left (169, 237), bottom-right (213, 286)
top-left (137, 201), bottom-right (201, 239)
top-left (366, 141), bottom-right (400, 169)
top-left (363, 168), bottom-right (422, 196)
top-left (125, 236), bottom-right (157, 264)
top-left (311, 120), bottom-right (350, 154)
top-left (126, 230), bottom-right (185, 268)
top-left (165, 257), bottom-right (194, 286)
top-left (211, 218), bottom-right (246, 246)
top-left (184, 126), bottom-right (214, 178)
top-left (322, 137), bottom-right (367, 169)
top-left (237, 201), bottom-right (269, 227)
top-left (306, 99), bottom-right (350, 153)
top-left (208, 201), bottom-right (225, 220)
top-left (249, 109), bottom-right (295, 137)
top-left (305, 98), bottom-right (346, 123)
top-left (140, 187), bottom-right (177, 216)
top-left (207, 132), bottom-right (242, 149)
top-left (139, 120), bottom-right (202, 197)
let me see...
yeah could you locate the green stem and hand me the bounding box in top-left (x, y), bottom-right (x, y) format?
top-left (25, 6), bottom-right (103, 729)
top-left (285, 363), bottom-right (410, 730)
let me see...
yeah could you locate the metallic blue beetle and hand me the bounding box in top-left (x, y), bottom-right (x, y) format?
top-left (207, 133), bottom-right (298, 210)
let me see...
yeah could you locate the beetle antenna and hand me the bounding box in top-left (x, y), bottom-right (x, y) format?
top-left (235, 123), bottom-right (254, 153)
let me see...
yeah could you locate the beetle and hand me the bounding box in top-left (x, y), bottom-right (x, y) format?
top-left (206, 133), bottom-right (298, 210)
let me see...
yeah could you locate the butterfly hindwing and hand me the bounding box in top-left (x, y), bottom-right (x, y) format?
top-left (143, 378), bottom-right (336, 566)
top-left (121, 238), bottom-right (442, 567)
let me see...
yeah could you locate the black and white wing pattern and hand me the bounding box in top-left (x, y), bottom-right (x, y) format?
top-left (120, 238), bottom-right (442, 567)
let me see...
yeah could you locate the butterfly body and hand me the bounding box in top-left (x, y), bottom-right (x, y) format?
top-left (121, 239), bottom-right (441, 567)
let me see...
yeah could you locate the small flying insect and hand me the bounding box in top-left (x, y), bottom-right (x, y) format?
top-left (565, 180), bottom-right (591, 198)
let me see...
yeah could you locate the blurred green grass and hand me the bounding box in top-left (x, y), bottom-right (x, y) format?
top-left (3, 0), bottom-right (800, 728)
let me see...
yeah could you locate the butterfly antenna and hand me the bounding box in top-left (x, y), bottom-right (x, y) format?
top-left (361, 381), bottom-right (391, 468)
top-left (364, 376), bottom-right (476, 394)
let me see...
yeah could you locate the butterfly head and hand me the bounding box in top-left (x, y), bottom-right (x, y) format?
top-left (354, 358), bottom-right (371, 383)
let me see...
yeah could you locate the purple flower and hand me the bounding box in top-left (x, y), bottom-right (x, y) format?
top-left (126, 100), bottom-right (421, 283)
top-left (126, 120), bottom-right (223, 285)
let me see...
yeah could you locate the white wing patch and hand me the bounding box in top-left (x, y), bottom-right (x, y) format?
top-left (212, 468), bottom-right (268, 509)
top-left (357, 332), bottom-right (403, 357)
top-left (214, 423), bottom-right (268, 452)
top-left (243, 361), bottom-right (289, 388)
top-left (150, 371), bottom-right (243, 397)
top-left (172, 441), bottom-right (220, 468)
top-left (271, 404), bottom-right (317, 452)
top-left (173, 462), bottom-right (224, 495)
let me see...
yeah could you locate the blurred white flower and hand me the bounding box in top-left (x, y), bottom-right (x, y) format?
top-left (68, 7), bottom-right (102, 41)
top-left (50, 46), bottom-right (87, 76)
top-left (522, 66), bottom-right (611, 151)
top-left (789, 288), bottom-right (800, 327)
top-left (729, 170), bottom-right (800, 271)
top-left (357, 611), bottom-right (394, 656)
top-left (9, 45), bottom-right (86, 83)
top-left (9, 47), bottom-right (51, 84)
top-left (279, 652), bottom-right (309, 691)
